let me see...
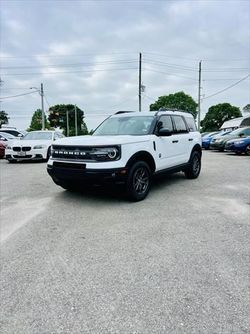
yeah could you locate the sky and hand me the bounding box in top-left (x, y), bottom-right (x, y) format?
top-left (0, 0), bottom-right (249, 132)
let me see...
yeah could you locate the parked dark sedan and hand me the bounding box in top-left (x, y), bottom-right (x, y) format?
top-left (210, 127), bottom-right (250, 151)
top-left (225, 136), bottom-right (250, 155)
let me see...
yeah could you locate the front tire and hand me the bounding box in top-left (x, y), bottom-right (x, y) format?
top-left (126, 161), bottom-right (151, 201)
top-left (185, 151), bottom-right (201, 179)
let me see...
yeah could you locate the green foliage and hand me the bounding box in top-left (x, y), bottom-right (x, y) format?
top-left (27, 109), bottom-right (50, 131)
top-left (150, 91), bottom-right (198, 118)
top-left (48, 104), bottom-right (88, 136)
top-left (243, 104), bottom-right (250, 113)
top-left (0, 110), bottom-right (9, 127)
top-left (200, 103), bottom-right (242, 132)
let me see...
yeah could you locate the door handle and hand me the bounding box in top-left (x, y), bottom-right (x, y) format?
top-left (172, 140), bottom-right (179, 143)
top-left (188, 138), bottom-right (193, 141)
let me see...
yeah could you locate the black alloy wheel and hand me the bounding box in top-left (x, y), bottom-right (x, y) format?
top-left (126, 161), bottom-right (151, 201)
top-left (185, 151), bottom-right (201, 179)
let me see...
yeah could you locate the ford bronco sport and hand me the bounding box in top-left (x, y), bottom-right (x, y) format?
top-left (47, 110), bottom-right (202, 201)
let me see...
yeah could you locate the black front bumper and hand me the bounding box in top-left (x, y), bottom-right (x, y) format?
top-left (47, 161), bottom-right (128, 185)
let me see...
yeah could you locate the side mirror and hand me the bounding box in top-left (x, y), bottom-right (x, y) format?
top-left (158, 128), bottom-right (172, 137)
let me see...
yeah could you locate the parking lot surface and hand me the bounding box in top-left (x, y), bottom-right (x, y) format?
top-left (0, 151), bottom-right (250, 334)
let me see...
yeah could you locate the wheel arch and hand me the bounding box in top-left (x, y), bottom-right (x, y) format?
top-left (191, 144), bottom-right (202, 158)
top-left (126, 151), bottom-right (156, 173)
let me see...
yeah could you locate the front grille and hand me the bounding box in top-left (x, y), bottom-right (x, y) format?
top-left (13, 146), bottom-right (31, 152)
top-left (13, 155), bottom-right (32, 159)
top-left (52, 145), bottom-right (95, 161)
top-left (22, 146), bottom-right (31, 151)
top-left (54, 162), bottom-right (86, 170)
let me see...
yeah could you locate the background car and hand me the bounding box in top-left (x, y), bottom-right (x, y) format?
top-left (0, 128), bottom-right (25, 138)
top-left (210, 127), bottom-right (250, 151)
top-left (0, 141), bottom-right (7, 158)
top-left (202, 130), bottom-right (231, 150)
top-left (202, 131), bottom-right (219, 149)
top-left (225, 136), bottom-right (250, 155)
top-left (5, 130), bottom-right (65, 162)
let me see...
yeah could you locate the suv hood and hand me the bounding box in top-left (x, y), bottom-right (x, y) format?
top-left (53, 135), bottom-right (151, 146)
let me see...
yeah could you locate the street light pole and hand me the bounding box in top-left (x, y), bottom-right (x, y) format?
top-left (74, 104), bottom-right (78, 136)
top-left (40, 83), bottom-right (45, 130)
top-left (30, 84), bottom-right (45, 130)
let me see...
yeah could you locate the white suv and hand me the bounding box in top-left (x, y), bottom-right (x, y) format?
top-left (47, 110), bottom-right (202, 201)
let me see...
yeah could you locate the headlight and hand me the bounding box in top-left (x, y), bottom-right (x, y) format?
top-left (7, 146), bottom-right (12, 149)
top-left (236, 140), bottom-right (244, 144)
top-left (216, 139), bottom-right (224, 143)
top-left (33, 145), bottom-right (46, 149)
top-left (90, 146), bottom-right (121, 161)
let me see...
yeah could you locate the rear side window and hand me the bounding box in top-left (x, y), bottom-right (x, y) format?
top-left (172, 116), bottom-right (188, 133)
top-left (159, 115), bottom-right (173, 131)
top-left (185, 117), bottom-right (197, 132)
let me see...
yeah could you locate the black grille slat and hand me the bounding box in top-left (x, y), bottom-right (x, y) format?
top-left (54, 162), bottom-right (86, 169)
top-left (22, 146), bottom-right (31, 152)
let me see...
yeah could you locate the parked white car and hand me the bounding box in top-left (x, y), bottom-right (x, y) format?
top-left (5, 130), bottom-right (64, 162)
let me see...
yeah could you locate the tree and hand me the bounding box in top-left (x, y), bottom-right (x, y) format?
top-left (150, 91), bottom-right (198, 118)
top-left (27, 109), bottom-right (50, 131)
top-left (48, 104), bottom-right (88, 136)
top-left (200, 103), bottom-right (242, 132)
top-left (0, 110), bottom-right (9, 128)
top-left (243, 104), bottom-right (250, 114)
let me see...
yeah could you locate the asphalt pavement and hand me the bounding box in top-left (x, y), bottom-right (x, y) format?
top-left (0, 151), bottom-right (250, 334)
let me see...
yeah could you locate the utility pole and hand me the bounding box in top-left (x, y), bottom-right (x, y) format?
top-left (40, 83), bottom-right (45, 130)
top-left (74, 104), bottom-right (78, 136)
top-left (139, 52), bottom-right (142, 112)
top-left (66, 110), bottom-right (69, 137)
top-left (197, 61), bottom-right (202, 131)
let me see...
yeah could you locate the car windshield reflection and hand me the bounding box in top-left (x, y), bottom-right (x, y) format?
top-left (22, 132), bottom-right (53, 140)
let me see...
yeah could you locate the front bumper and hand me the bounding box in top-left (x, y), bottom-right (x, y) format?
top-left (210, 141), bottom-right (225, 150)
top-left (47, 161), bottom-right (128, 185)
top-left (5, 148), bottom-right (47, 161)
top-left (225, 142), bottom-right (246, 153)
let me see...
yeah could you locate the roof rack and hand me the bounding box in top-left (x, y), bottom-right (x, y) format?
top-left (115, 110), bottom-right (136, 115)
top-left (155, 108), bottom-right (186, 116)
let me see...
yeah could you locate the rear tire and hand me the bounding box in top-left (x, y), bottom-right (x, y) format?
top-left (126, 161), bottom-right (151, 201)
top-left (184, 151), bottom-right (201, 179)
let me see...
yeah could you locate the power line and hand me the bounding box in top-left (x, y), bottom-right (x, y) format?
top-left (202, 74), bottom-right (250, 100)
top-left (0, 59), bottom-right (138, 70)
top-left (144, 67), bottom-right (198, 81)
top-left (0, 90), bottom-right (39, 100)
top-left (0, 52), bottom-right (138, 59)
top-left (1, 67), bottom-right (138, 76)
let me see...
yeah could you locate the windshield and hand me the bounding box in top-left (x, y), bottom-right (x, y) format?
top-left (228, 128), bottom-right (247, 136)
top-left (93, 116), bottom-right (154, 136)
top-left (0, 132), bottom-right (16, 139)
top-left (22, 132), bottom-right (53, 140)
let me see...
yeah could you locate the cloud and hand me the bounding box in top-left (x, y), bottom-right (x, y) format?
top-left (1, 0), bottom-right (249, 131)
